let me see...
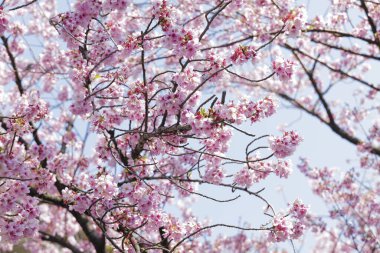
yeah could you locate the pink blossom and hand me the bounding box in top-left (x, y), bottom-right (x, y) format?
top-left (244, 96), bottom-right (278, 123)
top-left (290, 198), bottom-right (309, 219)
top-left (274, 159), bottom-right (293, 178)
top-left (203, 166), bottom-right (224, 184)
top-left (0, 7), bottom-right (8, 35)
top-left (233, 167), bottom-right (256, 188)
top-left (268, 214), bottom-right (293, 242)
top-left (283, 6), bottom-right (307, 37)
top-left (269, 131), bottom-right (303, 158)
top-left (230, 45), bottom-right (256, 64)
top-left (272, 58), bottom-right (295, 82)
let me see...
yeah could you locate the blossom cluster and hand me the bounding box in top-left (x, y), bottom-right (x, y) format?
top-left (268, 199), bottom-right (309, 242)
top-left (283, 6), bottom-right (308, 37)
top-left (230, 45), bottom-right (256, 64)
top-left (0, 7), bottom-right (7, 35)
top-left (7, 90), bottom-right (48, 133)
top-left (233, 158), bottom-right (293, 188)
top-left (272, 58), bottom-right (295, 82)
top-left (0, 182), bottom-right (39, 242)
top-left (212, 96), bottom-right (278, 124)
top-left (297, 158), bottom-right (380, 251)
top-left (269, 130), bottom-right (303, 158)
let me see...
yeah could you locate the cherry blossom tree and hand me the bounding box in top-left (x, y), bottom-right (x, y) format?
top-left (0, 0), bottom-right (378, 252)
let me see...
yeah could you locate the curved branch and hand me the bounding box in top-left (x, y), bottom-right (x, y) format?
top-left (40, 231), bottom-right (84, 253)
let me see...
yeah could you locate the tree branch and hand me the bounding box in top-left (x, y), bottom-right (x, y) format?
top-left (40, 231), bottom-right (84, 253)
